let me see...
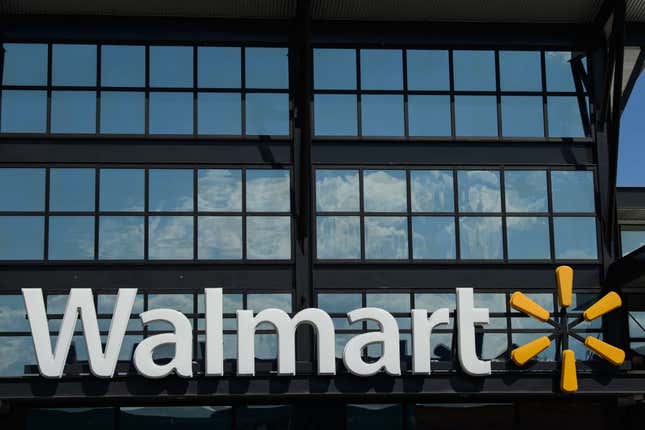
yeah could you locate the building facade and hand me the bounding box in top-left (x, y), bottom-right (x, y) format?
top-left (0, 1), bottom-right (645, 428)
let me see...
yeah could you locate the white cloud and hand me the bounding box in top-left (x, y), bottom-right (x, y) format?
top-left (363, 170), bottom-right (407, 212)
top-left (315, 170), bottom-right (359, 212)
top-left (365, 216), bottom-right (408, 259)
top-left (411, 170), bottom-right (453, 212)
top-left (246, 216), bottom-right (291, 259)
top-left (316, 216), bottom-right (360, 259)
top-left (246, 170), bottom-right (290, 212)
top-left (198, 170), bottom-right (242, 211)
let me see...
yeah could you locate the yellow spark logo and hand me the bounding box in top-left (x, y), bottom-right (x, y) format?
top-left (510, 266), bottom-right (625, 393)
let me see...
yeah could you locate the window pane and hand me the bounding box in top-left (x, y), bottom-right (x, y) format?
top-left (2, 43), bottom-right (48, 86)
top-left (48, 216), bottom-right (94, 260)
top-left (101, 45), bottom-right (145, 87)
top-left (547, 96), bottom-right (586, 137)
top-left (149, 92), bottom-right (193, 135)
top-left (458, 170), bottom-right (501, 213)
top-left (245, 47), bottom-right (289, 89)
top-left (316, 216), bottom-right (360, 259)
top-left (198, 216), bottom-right (242, 259)
top-left (366, 293), bottom-right (409, 313)
top-left (365, 216), bottom-right (408, 260)
top-left (246, 93), bottom-right (289, 135)
top-left (621, 229), bottom-right (645, 256)
top-left (314, 49), bottom-right (356, 90)
top-left (415, 293), bottom-right (455, 312)
top-left (52, 44), bottom-right (96, 86)
top-left (197, 93), bottom-right (241, 135)
top-left (545, 51), bottom-right (576, 91)
top-left (507, 217), bottom-right (550, 260)
top-left (412, 216), bottom-right (456, 259)
top-left (0, 337), bottom-right (35, 376)
top-left (501, 96), bottom-right (544, 137)
top-left (100, 169), bottom-right (144, 212)
top-left (318, 293), bottom-right (362, 313)
top-left (0, 216), bottom-right (44, 260)
top-left (453, 50), bottom-right (495, 91)
top-left (247, 294), bottom-right (292, 313)
top-left (411, 170), bottom-right (454, 212)
top-left (551, 170), bottom-right (595, 213)
top-left (246, 169), bottom-right (290, 212)
top-left (554, 217), bottom-right (597, 260)
top-left (347, 404), bottom-right (403, 430)
top-left (50, 168), bottom-right (95, 211)
top-left (120, 406), bottom-right (233, 429)
top-left (99, 216), bottom-right (144, 260)
top-left (629, 311), bottom-right (645, 338)
top-left (51, 91), bottom-right (96, 134)
top-left (246, 216), bottom-right (291, 260)
top-left (316, 170), bottom-right (360, 212)
top-left (364, 170), bottom-right (407, 212)
top-left (100, 91), bottom-right (145, 134)
top-left (504, 170), bottom-right (548, 213)
top-left (455, 95), bottom-right (497, 137)
top-left (149, 216), bottom-right (193, 260)
top-left (314, 94), bottom-right (358, 136)
top-left (198, 46), bottom-right (241, 88)
top-left (149, 169), bottom-right (193, 212)
top-left (407, 50), bottom-right (449, 90)
top-left (0, 168), bottom-right (45, 211)
top-left (361, 95), bottom-right (404, 136)
top-left (1, 90), bottom-right (47, 133)
top-left (0, 295), bottom-right (30, 331)
top-left (459, 217), bottom-right (502, 260)
top-left (149, 46), bottom-right (193, 87)
top-left (499, 51), bottom-right (542, 91)
top-left (360, 49), bottom-right (403, 90)
top-left (408, 95), bottom-right (451, 136)
top-left (198, 169), bottom-right (242, 212)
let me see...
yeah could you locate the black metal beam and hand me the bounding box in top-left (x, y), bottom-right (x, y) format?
top-left (621, 48), bottom-right (645, 112)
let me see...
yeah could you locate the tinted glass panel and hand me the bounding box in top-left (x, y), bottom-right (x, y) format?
top-left (0, 90), bottom-right (47, 133)
top-left (365, 216), bottom-right (408, 259)
top-left (50, 91), bottom-right (96, 134)
top-left (52, 44), bottom-right (96, 86)
top-left (361, 95), bottom-right (404, 137)
top-left (100, 169), bottom-right (144, 212)
top-left (149, 216), bottom-right (193, 260)
top-left (551, 171), bottom-right (595, 213)
top-left (458, 170), bottom-right (501, 213)
top-left (198, 47), bottom-right (241, 88)
top-left (0, 216), bottom-right (44, 260)
top-left (50, 168), bottom-right (95, 211)
top-left (316, 216), bottom-right (361, 259)
top-left (120, 406), bottom-right (233, 429)
top-left (100, 91), bottom-right (145, 134)
top-left (499, 51), bottom-right (542, 91)
top-left (2, 43), bottom-right (48, 85)
top-left (99, 216), bottom-right (144, 260)
top-left (198, 169), bottom-right (242, 212)
top-left (547, 96), bottom-right (586, 137)
top-left (459, 217), bottom-right (502, 259)
top-left (360, 50), bottom-right (403, 90)
top-left (318, 293), bottom-right (362, 313)
top-left (149, 169), bottom-right (193, 212)
top-left (410, 170), bottom-right (454, 212)
top-left (554, 217), bottom-right (597, 259)
top-left (245, 48), bottom-right (289, 89)
top-left (408, 95), bottom-right (451, 136)
top-left (545, 51), bottom-right (576, 91)
top-left (316, 170), bottom-right (359, 212)
top-left (314, 94), bottom-right (358, 136)
top-left (198, 216), bottom-right (242, 259)
top-left (197, 93), bottom-right (241, 135)
top-left (453, 50), bottom-right (495, 90)
top-left (504, 170), bottom-right (548, 213)
top-left (0, 168), bottom-right (45, 211)
top-left (149, 46), bottom-right (193, 87)
top-left (246, 169), bottom-right (290, 212)
top-left (101, 45), bottom-right (145, 87)
top-left (245, 93), bottom-right (289, 135)
top-left (246, 216), bottom-right (291, 260)
top-left (149, 92), bottom-right (193, 135)
top-left (48, 216), bottom-right (94, 260)
top-left (364, 170), bottom-right (407, 212)
top-left (621, 229), bottom-right (645, 256)
top-left (507, 217), bottom-right (550, 260)
top-left (314, 49), bottom-right (356, 90)
top-left (347, 404), bottom-right (403, 430)
top-left (412, 216), bottom-right (456, 259)
top-left (407, 50), bottom-right (450, 90)
top-left (27, 408), bottom-right (114, 429)
top-left (0, 295), bottom-right (30, 331)
top-left (501, 96), bottom-right (544, 137)
top-left (455, 95), bottom-right (497, 136)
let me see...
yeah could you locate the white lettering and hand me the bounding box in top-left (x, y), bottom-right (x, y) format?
top-left (456, 288), bottom-right (491, 376)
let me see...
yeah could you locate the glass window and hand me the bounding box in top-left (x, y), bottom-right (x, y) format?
top-left (458, 170), bottom-right (501, 213)
top-left (197, 93), bottom-right (241, 135)
top-left (455, 95), bottom-right (498, 137)
top-left (480, 333), bottom-right (508, 360)
top-left (0, 168), bottom-right (45, 211)
top-left (545, 51), bottom-right (576, 91)
top-left (245, 47), bottom-right (289, 89)
top-left (361, 95), bottom-right (404, 136)
top-left (501, 96), bottom-right (544, 137)
top-left (408, 95), bottom-right (451, 136)
top-left (360, 49), bottom-right (403, 90)
top-left (99, 216), bottom-right (144, 260)
top-left (459, 217), bottom-right (503, 260)
top-left (2, 43), bottom-right (48, 86)
top-left (412, 216), bottom-right (456, 259)
top-left (100, 91), bottom-right (145, 134)
top-left (551, 170), bottom-right (595, 213)
top-left (507, 217), bottom-right (550, 260)
top-left (0, 90), bottom-right (47, 133)
top-left (52, 44), bottom-right (97, 86)
top-left (453, 50), bottom-right (496, 91)
top-left (149, 169), bottom-right (193, 212)
top-left (0, 216), bottom-right (44, 260)
top-left (415, 293), bottom-right (456, 312)
top-left (410, 170), bottom-right (454, 212)
top-left (99, 169), bottom-right (144, 212)
top-left (236, 405), bottom-right (292, 429)
top-left (50, 168), bottom-right (95, 212)
top-left (247, 294), bottom-right (292, 313)
top-left (407, 50), bottom-right (450, 90)
top-left (314, 49), bottom-right (356, 90)
top-left (246, 169), bottom-right (290, 212)
top-left (512, 333), bottom-right (555, 361)
top-left (363, 170), bottom-right (407, 212)
top-left (51, 91), bottom-right (97, 134)
top-left (0, 337), bottom-right (35, 376)
top-left (554, 217), bottom-right (597, 260)
top-left (198, 216), bottom-right (242, 259)
top-left (316, 170), bottom-right (359, 212)
top-left (149, 92), bottom-right (193, 135)
top-left (499, 51), bottom-right (542, 91)
top-left (0, 295), bottom-right (30, 331)
top-left (364, 216), bottom-right (408, 260)
top-left (101, 45), bottom-right (145, 87)
top-left (318, 293), bottom-right (362, 313)
top-left (621, 228), bottom-right (645, 256)
top-left (316, 216), bottom-right (361, 259)
top-left (547, 96), bottom-right (586, 137)
top-left (120, 406), bottom-right (233, 429)
top-left (347, 404), bottom-right (403, 430)
top-left (198, 169), bottom-right (242, 212)
top-left (366, 293), bottom-right (409, 313)
top-left (198, 46), bottom-right (241, 88)
top-left (629, 310), bottom-right (645, 338)
top-left (245, 93), bottom-right (289, 135)
top-left (314, 94), bottom-right (358, 136)
top-left (48, 216), bottom-right (94, 260)
top-left (149, 46), bottom-right (193, 88)
top-left (504, 170), bottom-right (548, 213)
top-left (246, 216), bottom-right (291, 260)
top-left (148, 216), bottom-right (193, 260)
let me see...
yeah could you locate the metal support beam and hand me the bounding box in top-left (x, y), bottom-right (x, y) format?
top-left (621, 48), bottom-right (645, 112)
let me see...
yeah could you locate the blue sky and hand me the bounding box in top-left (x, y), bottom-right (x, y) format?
top-left (619, 73), bottom-right (645, 186)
